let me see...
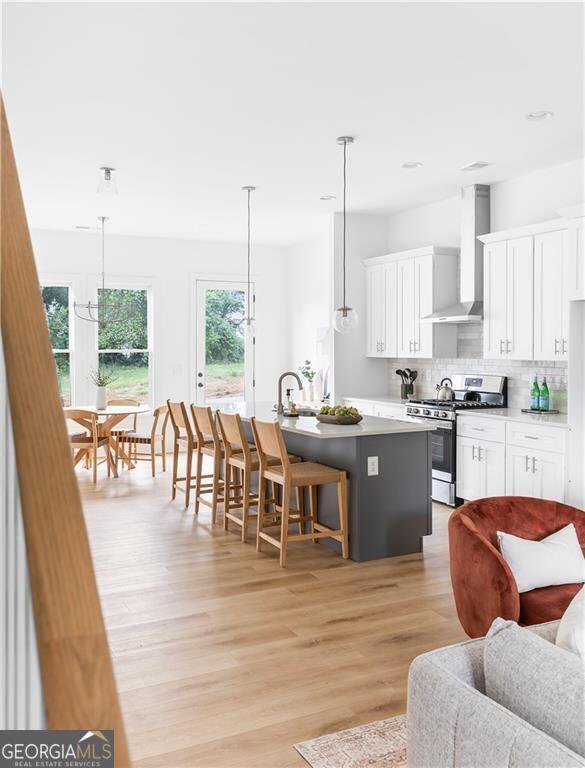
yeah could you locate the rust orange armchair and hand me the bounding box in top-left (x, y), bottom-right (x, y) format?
top-left (449, 497), bottom-right (585, 637)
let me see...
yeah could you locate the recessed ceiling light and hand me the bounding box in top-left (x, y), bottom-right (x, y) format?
top-left (402, 161), bottom-right (423, 169)
top-left (460, 160), bottom-right (491, 172)
top-left (320, 194), bottom-right (336, 201)
top-left (526, 110), bottom-right (554, 121)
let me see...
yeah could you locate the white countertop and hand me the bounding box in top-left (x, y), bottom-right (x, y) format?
top-left (233, 402), bottom-right (435, 439)
top-left (458, 408), bottom-right (569, 429)
top-left (344, 395), bottom-right (408, 405)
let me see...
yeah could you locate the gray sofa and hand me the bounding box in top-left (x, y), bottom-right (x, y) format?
top-left (407, 621), bottom-right (585, 767)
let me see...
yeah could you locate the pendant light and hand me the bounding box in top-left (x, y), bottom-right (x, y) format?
top-left (74, 216), bottom-right (135, 329)
top-left (97, 166), bottom-right (117, 196)
top-left (333, 136), bottom-right (359, 334)
top-left (242, 185), bottom-right (256, 333)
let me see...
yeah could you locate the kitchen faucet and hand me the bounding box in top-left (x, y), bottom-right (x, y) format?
top-left (276, 371), bottom-right (303, 415)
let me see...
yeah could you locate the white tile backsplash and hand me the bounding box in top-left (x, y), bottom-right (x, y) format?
top-left (388, 329), bottom-right (567, 412)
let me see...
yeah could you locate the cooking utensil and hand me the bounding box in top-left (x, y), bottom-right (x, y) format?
top-left (395, 369), bottom-right (406, 382)
top-left (410, 371), bottom-right (418, 384)
top-left (437, 377), bottom-right (454, 401)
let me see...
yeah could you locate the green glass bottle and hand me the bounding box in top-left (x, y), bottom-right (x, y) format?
top-left (540, 377), bottom-right (550, 411)
top-left (530, 376), bottom-right (540, 411)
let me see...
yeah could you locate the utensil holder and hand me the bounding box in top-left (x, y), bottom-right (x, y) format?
top-left (401, 383), bottom-right (413, 400)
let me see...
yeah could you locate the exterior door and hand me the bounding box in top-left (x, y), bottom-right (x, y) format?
top-left (195, 280), bottom-right (254, 406)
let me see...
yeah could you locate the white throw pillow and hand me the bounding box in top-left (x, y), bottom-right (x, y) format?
top-left (497, 523), bottom-right (585, 593)
top-left (556, 587), bottom-right (585, 660)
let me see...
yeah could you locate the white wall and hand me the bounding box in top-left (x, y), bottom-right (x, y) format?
top-left (386, 195), bottom-right (461, 253)
top-left (331, 212), bottom-right (389, 400)
top-left (31, 228), bottom-right (290, 410)
top-left (491, 158), bottom-right (585, 231)
top-left (287, 230), bottom-right (332, 395)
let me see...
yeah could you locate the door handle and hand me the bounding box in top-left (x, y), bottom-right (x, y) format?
top-left (524, 435), bottom-right (539, 440)
top-left (477, 446), bottom-right (483, 462)
top-left (554, 338), bottom-right (560, 355)
top-left (197, 382), bottom-right (204, 388)
top-left (532, 457), bottom-right (537, 474)
top-left (409, 340), bottom-right (413, 352)
top-left (562, 338), bottom-right (567, 355)
top-left (525, 455), bottom-right (530, 472)
top-left (471, 427), bottom-right (485, 432)
top-left (499, 339), bottom-right (505, 354)
top-left (197, 372), bottom-right (203, 377)
top-left (506, 339), bottom-right (511, 353)
top-left (472, 445), bottom-right (476, 461)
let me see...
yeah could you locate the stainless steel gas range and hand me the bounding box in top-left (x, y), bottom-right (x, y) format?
top-left (404, 374), bottom-right (507, 506)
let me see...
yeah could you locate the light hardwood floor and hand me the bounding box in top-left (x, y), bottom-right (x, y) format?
top-left (79, 459), bottom-right (467, 768)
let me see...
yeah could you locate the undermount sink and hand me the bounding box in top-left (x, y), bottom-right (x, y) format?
top-left (279, 407), bottom-right (319, 417)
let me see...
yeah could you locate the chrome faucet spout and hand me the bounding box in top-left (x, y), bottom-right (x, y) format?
top-left (277, 371), bottom-right (303, 415)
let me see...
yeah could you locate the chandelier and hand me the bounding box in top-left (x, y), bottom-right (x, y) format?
top-left (74, 216), bottom-right (135, 329)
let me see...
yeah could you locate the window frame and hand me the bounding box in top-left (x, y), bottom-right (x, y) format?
top-left (93, 279), bottom-right (154, 407)
top-left (40, 278), bottom-right (75, 405)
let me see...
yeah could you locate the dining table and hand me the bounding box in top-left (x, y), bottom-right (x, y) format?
top-left (64, 404), bottom-right (151, 477)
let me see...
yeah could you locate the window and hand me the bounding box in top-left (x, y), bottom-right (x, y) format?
top-left (41, 285), bottom-right (72, 405)
top-left (97, 288), bottom-right (150, 403)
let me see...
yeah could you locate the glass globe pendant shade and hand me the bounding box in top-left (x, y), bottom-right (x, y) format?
top-left (333, 306), bottom-right (359, 333)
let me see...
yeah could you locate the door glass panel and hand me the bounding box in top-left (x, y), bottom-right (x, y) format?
top-left (204, 288), bottom-right (246, 405)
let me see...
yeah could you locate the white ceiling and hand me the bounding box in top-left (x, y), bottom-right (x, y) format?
top-left (3, 2), bottom-right (584, 245)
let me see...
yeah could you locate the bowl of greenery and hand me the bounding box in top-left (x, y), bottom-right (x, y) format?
top-left (316, 405), bottom-right (363, 425)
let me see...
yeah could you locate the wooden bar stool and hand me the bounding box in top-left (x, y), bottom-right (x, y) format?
top-left (251, 418), bottom-right (349, 567)
top-left (167, 400), bottom-right (197, 507)
top-left (190, 405), bottom-right (227, 523)
top-left (216, 411), bottom-right (302, 543)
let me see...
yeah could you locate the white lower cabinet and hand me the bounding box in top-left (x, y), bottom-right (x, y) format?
top-left (505, 444), bottom-right (565, 502)
top-left (457, 436), bottom-right (505, 501)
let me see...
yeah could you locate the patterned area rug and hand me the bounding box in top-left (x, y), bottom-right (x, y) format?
top-left (294, 714), bottom-right (407, 768)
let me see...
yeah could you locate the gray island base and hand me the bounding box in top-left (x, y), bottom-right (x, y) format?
top-left (236, 403), bottom-right (434, 562)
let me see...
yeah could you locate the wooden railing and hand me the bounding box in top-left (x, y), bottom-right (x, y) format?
top-left (1, 96), bottom-right (129, 764)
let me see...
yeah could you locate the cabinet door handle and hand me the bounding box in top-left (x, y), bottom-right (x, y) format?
top-left (506, 339), bottom-right (511, 353)
top-left (413, 340), bottom-right (418, 352)
top-left (554, 338), bottom-right (560, 355)
top-left (381, 342), bottom-right (385, 353)
top-left (471, 427), bottom-right (485, 432)
top-left (525, 455), bottom-right (530, 472)
top-left (477, 446), bottom-right (483, 462)
top-left (499, 339), bottom-right (505, 354)
top-left (409, 340), bottom-right (413, 352)
top-left (472, 445), bottom-right (476, 461)
top-left (524, 435), bottom-right (539, 440)
top-left (532, 457), bottom-right (537, 474)
top-left (562, 338), bottom-right (567, 355)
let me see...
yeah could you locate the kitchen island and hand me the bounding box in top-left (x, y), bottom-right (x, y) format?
top-left (234, 402), bottom-right (435, 562)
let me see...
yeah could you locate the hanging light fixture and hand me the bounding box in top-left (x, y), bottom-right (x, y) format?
top-left (74, 216), bottom-right (135, 329)
top-left (242, 185), bottom-right (256, 333)
top-left (97, 166), bottom-right (117, 195)
top-left (333, 136), bottom-right (359, 334)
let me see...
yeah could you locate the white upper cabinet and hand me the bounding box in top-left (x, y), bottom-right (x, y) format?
top-left (558, 206), bottom-right (585, 301)
top-left (534, 230), bottom-right (569, 360)
top-left (480, 219), bottom-right (572, 362)
top-left (365, 246), bottom-right (458, 359)
top-left (483, 236), bottom-right (533, 360)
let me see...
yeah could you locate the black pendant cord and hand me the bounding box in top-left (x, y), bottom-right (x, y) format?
top-left (342, 139), bottom-right (347, 310)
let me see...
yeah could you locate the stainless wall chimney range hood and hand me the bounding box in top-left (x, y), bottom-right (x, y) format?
top-left (421, 184), bottom-right (490, 324)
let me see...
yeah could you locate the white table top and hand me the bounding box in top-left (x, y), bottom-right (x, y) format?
top-left (63, 405), bottom-right (151, 416)
top-left (230, 402), bottom-right (435, 440)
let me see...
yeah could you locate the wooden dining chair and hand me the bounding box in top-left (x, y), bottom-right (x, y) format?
top-left (216, 411), bottom-right (301, 543)
top-left (167, 400), bottom-right (197, 507)
top-left (107, 397), bottom-right (140, 436)
top-left (190, 405), bottom-right (227, 523)
top-left (115, 405), bottom-right (169, 476)
top-left (66, 409), bottom-right (112, 484)
top-left (251, 418), bottom-right (349, 567)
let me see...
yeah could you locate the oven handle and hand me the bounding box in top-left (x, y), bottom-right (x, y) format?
top-left (407, 416), bottom-right (453, 430)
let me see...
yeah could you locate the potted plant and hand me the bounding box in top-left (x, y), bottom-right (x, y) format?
top-left (299, 359), bottom-right (316, 402)
top-left (89, 368), bottom-right (117, 410)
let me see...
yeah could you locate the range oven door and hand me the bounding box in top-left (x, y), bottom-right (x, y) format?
top-left (406, 416), bottom-right (458, 506)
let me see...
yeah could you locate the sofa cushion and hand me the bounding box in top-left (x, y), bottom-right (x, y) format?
top-left (484, 618), bottom-right (585, 758)
top-left (519, 582), bottom-right (583, 625)
top-left (556, 587), bottom-right (585, 660)
top-left (497, 523), bottom-right (585, 593)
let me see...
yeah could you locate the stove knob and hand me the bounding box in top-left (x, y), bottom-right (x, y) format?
top-left (441, 411), bottom-right (448, 418)
top-left (422, 409), bottom-right (430, 416)
top-left (433, 410), bottom-right (440, 417)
